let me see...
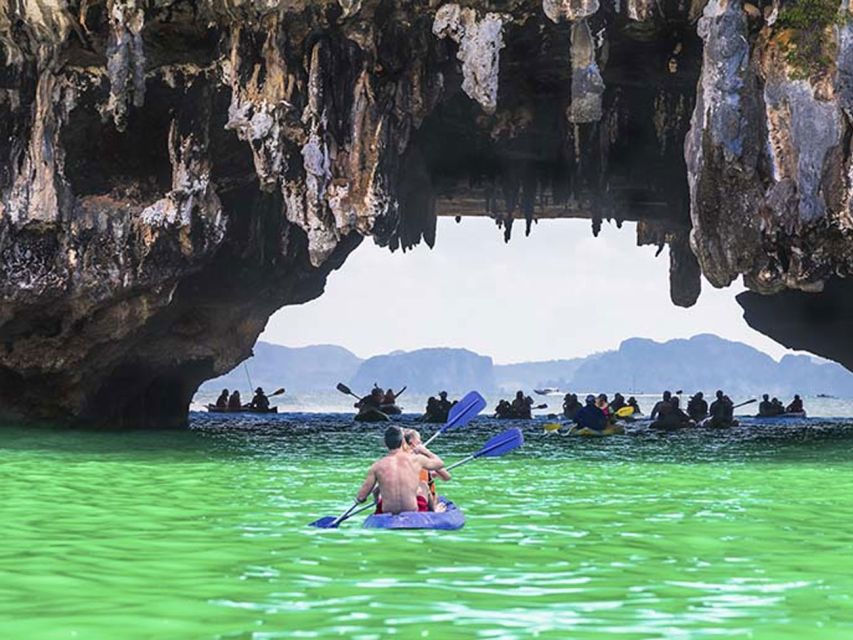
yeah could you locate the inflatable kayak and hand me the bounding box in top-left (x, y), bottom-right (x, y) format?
top-left (756, 411), bottom-right (807, 419)
top-left (363, 497), bottom-right (464, 530)
top-left (207, 405), bottom-right (278, 414)
top-left (699, 417), bottom-right (740, 428)
top-left (354, 407), bottom-right (391, 422)
top-left (567, 424), bottom-right (625, 436)
top-left (650, 419), bottom-right (694, 430)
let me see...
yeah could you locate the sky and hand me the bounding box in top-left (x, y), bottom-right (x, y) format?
top-left (260, 217), bottom-right (795, 364)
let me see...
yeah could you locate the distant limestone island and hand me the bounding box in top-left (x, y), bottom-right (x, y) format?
top-left (198, 334), bottom-right (853, 400)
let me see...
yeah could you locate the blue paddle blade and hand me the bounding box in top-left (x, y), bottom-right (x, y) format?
top-left (476, 428), bottom-right (524, 458)
top-left (445, 391), bottom-right (487, 431)
top-left (309, 516), bottom-right (340, 528)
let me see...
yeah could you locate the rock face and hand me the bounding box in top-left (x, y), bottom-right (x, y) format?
top-left (0, 0), bottom-right (851, 426)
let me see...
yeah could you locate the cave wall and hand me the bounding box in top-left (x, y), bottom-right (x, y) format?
top-left (0, 0), bottom-right (852, 426)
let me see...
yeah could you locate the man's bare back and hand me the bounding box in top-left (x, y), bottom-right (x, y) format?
top-left (357, 427), bottom-right (444, 514)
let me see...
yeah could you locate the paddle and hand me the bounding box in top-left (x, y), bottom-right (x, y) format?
top-left (423, 390), bottom-right (487, 446)
top-left (615, 406), bottom-right (634, 418)
top-left (309, 428), bottom-right (524, 528)
top-left (336, 382), bottom-right (362, 401)
top-left (733, 398), bottom-right (757, 410)
top-left (543, 422), bottom-right (562, 433)
top-left (445, 428), bottom-right (525, 470)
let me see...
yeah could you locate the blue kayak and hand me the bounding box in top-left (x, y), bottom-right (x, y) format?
top-left (362, 497), bottom-right (464, 530)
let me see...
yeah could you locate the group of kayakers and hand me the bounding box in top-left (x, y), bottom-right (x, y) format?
top-left (562, 392), bottom-right (641, 421)
top-left (494, 391), bottom-right (535, 419)
top-left (356, 425), bottom-right (450, 514)
top-left (559, 388), bottom-right (809, 433)
top-left (758, 394), bottom-right (803, 416)
top-left (214, 387), bottom-right (270, 411)
top-left (355, 385), bottom-right (405, 411)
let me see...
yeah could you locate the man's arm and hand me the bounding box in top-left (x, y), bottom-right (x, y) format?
top-left (434, 468), bottom-right (451, 481)
top-left (413, 450), bottom-right (445, 471)
top-left (356, 466), bottom-right (377, 503)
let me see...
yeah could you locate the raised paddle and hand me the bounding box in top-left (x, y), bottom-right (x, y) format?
top-left (309, 428), bottom-right (524, 528)
top-left (336, 382), bottom-right (361, 401)
top-left (423, 391), bottom-right (487, 446)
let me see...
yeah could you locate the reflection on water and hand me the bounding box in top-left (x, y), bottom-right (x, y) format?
top-left (2, 413), bottom-right (853, 638)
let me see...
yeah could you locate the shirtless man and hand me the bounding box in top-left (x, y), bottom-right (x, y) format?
top-left (356, 426), bottom-right (445, 514)
top-left (404, 429), bottom-right (451, 512)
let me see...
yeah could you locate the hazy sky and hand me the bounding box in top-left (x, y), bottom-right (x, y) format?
top-left (261, 217), bottom-right (794, 364)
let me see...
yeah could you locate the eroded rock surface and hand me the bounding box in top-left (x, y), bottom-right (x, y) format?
top-left (0, 0), bottom-right (851, 426)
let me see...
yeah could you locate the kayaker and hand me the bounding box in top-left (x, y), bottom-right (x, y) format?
top-left (771, 397), bottom-right (785, 415)
top-left (650, 391), bottom-right (675, 421)
top-left (495, 399), bottom-right (513, 418)
top-left (596, 393), bottom-right (611, 420)
top-left (424, 396), bottom-right (439, 419)
top-left (356, 426), bottom-right (446, 515)
top-left (687, 392), bottom-right (708, 421)
top-left (215, 389), bottom-right (229, 409)
top-left (511, 391), bottom-right (533, 419)
top-left (574, 394), bottom-right (607, 432)
top-left (227, 390), bottom-right (242, 410)
top-left (609, 393), bottom-right (626, 413)
top-left (562, 393), bottom-right (582, 420)
top-left (786, 395), bottom-right (804, 414)
top-left (356, 388), bottom-right (383, 410)
top-left (404, 429), bottom-right (451, 512)
top-left (758, 394), bottom-right (774, 417)
top-left (382, 388), bottom-right (397, 406)
top-left (251, 387), bottom-right (269, 410)
top-left (627, 396), bottom-right (642, 415)
top-left (708, 390), bottom-right (734, 427)
top-left (436, 391), bottom-right (453, 416)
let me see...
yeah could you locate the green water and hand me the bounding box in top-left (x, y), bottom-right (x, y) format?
top-left (3, 414), bottom-right (853, 639)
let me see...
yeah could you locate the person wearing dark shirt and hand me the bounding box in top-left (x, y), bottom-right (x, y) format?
top-left (708, 390), bottom-right (734, 427)
top-left (687, 392), bottom-right (708, 421)
top-left (562, 393), bottom-right (582, 420)
top-left (758, 394), bottom-right (774, 417)
top-left (251, 387), bottom-right (269, 410)
top-left (786, 395), bottom-right (804, 414)
top-left (511, 391), bottom-right (533, 419)
top-left (574, 395), bottom-right (608, 432)
top-left (228, 390), bottom-right (242, 410)
top-left (215, 389), bottom-right (229, 409)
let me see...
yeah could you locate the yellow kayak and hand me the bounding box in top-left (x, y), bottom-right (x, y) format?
top-left (567, 424), bottom-right (626, 437)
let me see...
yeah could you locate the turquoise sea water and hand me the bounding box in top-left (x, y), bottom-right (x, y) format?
top-left (2, 413), bottom-right (853, 638)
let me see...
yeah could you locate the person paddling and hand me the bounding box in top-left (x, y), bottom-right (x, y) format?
top-left (356, 426), bottom-right (445, 515)
top-left (215, 389), bottom-right (229, 409)
top-left (708, 390), bottom-right (734, 427)
top-left (650, 391), bottom-right (675, 422)
top-left (786, 394), bottom-right (804, 414)
top-left (404, 429), bottom-right (451, 512)
top-left (251, 387), bottom-right (269, 410)
top-left (574, 394), bottom-right (608, 433)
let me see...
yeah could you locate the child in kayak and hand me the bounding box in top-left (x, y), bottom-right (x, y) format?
top-left (404, 429), bottom-right (452, 512)
top-left (356, 426), bottom-right (445, 515)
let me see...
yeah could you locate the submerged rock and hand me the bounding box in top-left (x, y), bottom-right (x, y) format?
top-left (0, 0), bottom-right (851, 426)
